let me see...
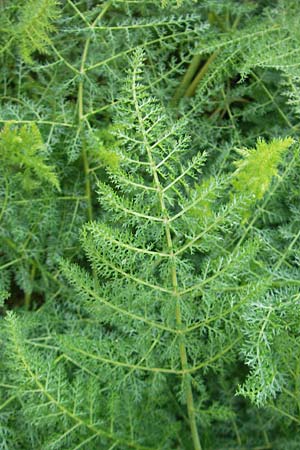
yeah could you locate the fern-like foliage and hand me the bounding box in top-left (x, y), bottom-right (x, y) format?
top-left (1, 1), bottom-right (300, 449)
top-left (0, 123), bottom-right (59, 190)
top-left (17, 0), bottom-right (60, 64)
top-left (232, 137), bottom-right (294, 201)
top-left (1, 49), bottom-right (299, 449)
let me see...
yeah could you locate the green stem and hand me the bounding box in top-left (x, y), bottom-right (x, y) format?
top-left (82, 146), bottom-right (93, 221)
top-left (24, 264), bottom-right (36, 310)
top-left (77, 2), bottom-right (112, 221)
top-left (251, 70), bottom-right (294, 129)
top-left (171, 54), bottom-right (202, 106)
top-left (185, 50), bottom-right (220, 97)
top-left (132, 67), bottom-right (202, 449)
top-left (173, 13), bottom-right (240, 104)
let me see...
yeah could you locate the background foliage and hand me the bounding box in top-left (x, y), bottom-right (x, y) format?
top-left (1, 1), bottom-right (300, 449)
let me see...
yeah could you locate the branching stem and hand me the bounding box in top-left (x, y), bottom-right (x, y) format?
top-left (132, 64), bottom-right (202, 450)
top-left (77, 2), bottom-right (112, 221)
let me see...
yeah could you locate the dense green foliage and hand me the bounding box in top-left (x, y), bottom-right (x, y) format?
top-left (1, 1), bottom-right (300, 449)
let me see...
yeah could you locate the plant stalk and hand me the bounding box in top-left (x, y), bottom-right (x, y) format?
top-left (77, 2), bottom-right (112, 222)
top-left (171, 54), bottom-right (202, 106)
top-left (24, 264), bottom-right (36, 310)
top-left (133, 66), bottom-right (202, 447)
top-left (185, 50), bottom-right (220, 98)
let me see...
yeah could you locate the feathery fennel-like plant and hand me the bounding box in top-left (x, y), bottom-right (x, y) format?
top-left (2, 49), bottom-right (299, 449)
top-left (1, 1), bottom-right (300, 449)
